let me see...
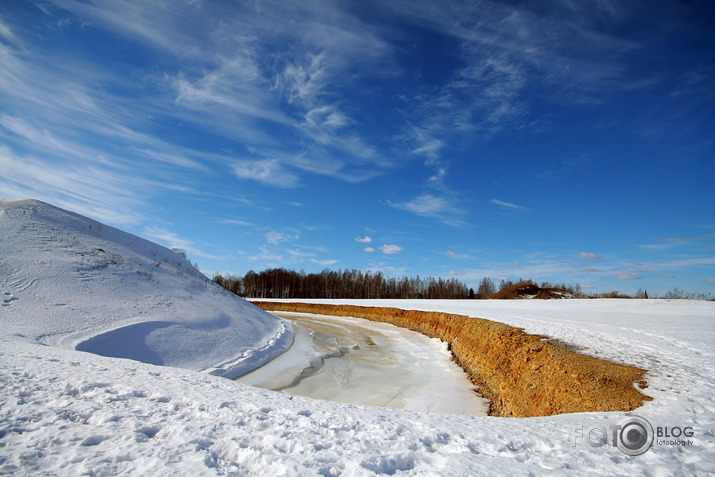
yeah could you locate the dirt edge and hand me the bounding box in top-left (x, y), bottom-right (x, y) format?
top-left (252, 301), bottom-right (651, 418)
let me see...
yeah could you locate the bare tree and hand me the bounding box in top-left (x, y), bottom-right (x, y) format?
top-left (476, 277), bottom-right (496, 299)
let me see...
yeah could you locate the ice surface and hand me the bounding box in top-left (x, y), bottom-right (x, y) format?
top-left (237, 312), bottom-right (489, 415)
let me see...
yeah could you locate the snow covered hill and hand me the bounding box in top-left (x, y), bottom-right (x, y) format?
top-left (0, 199), bottom-right (292, 377)
top-left (1, 199), bottom-right (713, 475)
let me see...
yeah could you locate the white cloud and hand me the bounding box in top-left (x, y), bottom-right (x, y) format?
top-left (389, 193), bottom-right (466, 226)
top-left (490, 198), bottom-right (525, 210)
top-left (286, 248), bottom-right (314, 259)
top-left (579, 252), bottom-right (601, 259)
top-left (279, 52), bottom-right (328, 105)
top-left (0, 145), bottom-right (146, 226)
top-left (138, 150), bottom-right (204, 170)
top-left (391, 194), bottom-right (447, 215)
top-left (0, 19), bottom-right (15, 42)
top-left (1, 0), bottom-right (400, 212)
top-left (379, 244), bottom-right (403, 255)
top-left (364, 247), bottom-right (376, 253)
top-left (412, 138), bottom-right (445, 158)
top-left (662, 257), bottom-right (715, 268)
top-left (143, 226), bottom-right (221, 260)
top-left (310, 258), bottom-right (339, 266)
top-left (232, 159), bottom-right (299, 188)
top-left (440, 250), bottom-right (475, 260)
top-left (248, 246), bottom-right (284, 263)
top-left (144, 226), bottom-right (192, 251)
top-left (304, 105), bottom-right (349, 130)
top-left (428, 167), bottom-right (447, 185)
top-left (265, 231), bottom-right (298, 245)
top-left (615, 272), bottom-right (643, 280)
top-left (0, 36), bottom-right (266, 228)
top-left (640, 243), bottom-right (672, 251)
top-left (355, 236), bottom-right (373, 243)
top-left (217, 218), bottom-right (254, 227)
top-left (384, 0), bottom-right (656, 173)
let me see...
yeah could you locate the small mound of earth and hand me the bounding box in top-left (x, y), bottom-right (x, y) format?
top-left (488, 281), bottom-right (572, 300)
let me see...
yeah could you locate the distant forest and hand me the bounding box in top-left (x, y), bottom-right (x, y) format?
top-left (211, 268), bottom-right (585, 300)
top-left (213, 268), bottom-right (476, 299)
top-left (211, 267), bottom-right (712, 301)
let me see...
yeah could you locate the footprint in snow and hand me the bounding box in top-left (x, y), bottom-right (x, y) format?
top-left (2, 292), bottom-right (18, 306)
top-left (81, 435), bottom-right (107, 446)
top-left (139, 425), bottom-right (161, 438)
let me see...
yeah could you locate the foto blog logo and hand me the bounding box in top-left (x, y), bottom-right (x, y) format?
top-left (573, 415), bottom-right (654, 456)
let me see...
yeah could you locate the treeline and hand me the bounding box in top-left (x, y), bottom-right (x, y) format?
top-left (213, 268), bottom-right (472, 299)
top-left (211, 267), bottom-right (713, 301)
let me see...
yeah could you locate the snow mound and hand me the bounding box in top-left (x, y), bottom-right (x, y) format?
top-left (0, 199), bottom-right (292, 378)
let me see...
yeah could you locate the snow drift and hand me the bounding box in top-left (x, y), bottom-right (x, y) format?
top-left (0, 199), bottom-right (292, 378)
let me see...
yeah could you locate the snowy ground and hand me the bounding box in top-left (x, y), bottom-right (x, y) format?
top-left (3, 300), bottom-right (714, 475)
top-left (1, 200), bottom-right (714, 475)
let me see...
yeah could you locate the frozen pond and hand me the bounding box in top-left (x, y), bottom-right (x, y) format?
top-left (236, 312), bottom-right (489, 416)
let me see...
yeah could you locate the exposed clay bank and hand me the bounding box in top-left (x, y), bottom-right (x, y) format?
top-left (252, 301), bottom-right (651, 418)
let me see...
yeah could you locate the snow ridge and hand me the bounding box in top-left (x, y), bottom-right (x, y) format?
top-left (0, 198), bottom-right (292, 377)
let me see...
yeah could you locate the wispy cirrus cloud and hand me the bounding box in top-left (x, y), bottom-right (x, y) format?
top-left (579, 252), bottom-right (601, 259)
top-left (232, 159), bottom-right (299, 188)
top-left (265, 231), bottom-right (298, 245)
top-left (660, 257), bottom-right (715, 268)
top-left (0, 0), bottom-right (404, 226)
top-left (310, 258), bottom-right (339, 266)
top-left (143, 226), bottom-right (222, 260)
top-left (158, 1), bottom-right (394, 185)
top-left (0, 145), bottom-right (146, 226)
top-left (439, 250), bottom-right (476, 260)
top-left (389, 0), bottom-right (664, 172)
top-left (392, 194), bottom-right (449, 215)
top-left (0, 20), bottom-right (217, 223)
top-left (640, 234), bottom-right (715, 252)
top-left (490, 198), bottom-right (526, 210)
top-left (217, 218), bottom-right (254, 227)
top-left (389, 193), bottom-right (467, 226)
top-left (247, 246), bottom-right (284, 265)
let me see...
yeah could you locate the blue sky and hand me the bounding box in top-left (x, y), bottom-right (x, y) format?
top-left (1, 0), bottom-right (714, 295)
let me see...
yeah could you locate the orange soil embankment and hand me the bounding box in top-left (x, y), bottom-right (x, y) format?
top-left (252, 301), bottom-right (651, 418)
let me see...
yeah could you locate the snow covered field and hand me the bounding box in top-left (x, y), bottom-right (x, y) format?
top-left (2, 199), bottom-right (714, 475)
